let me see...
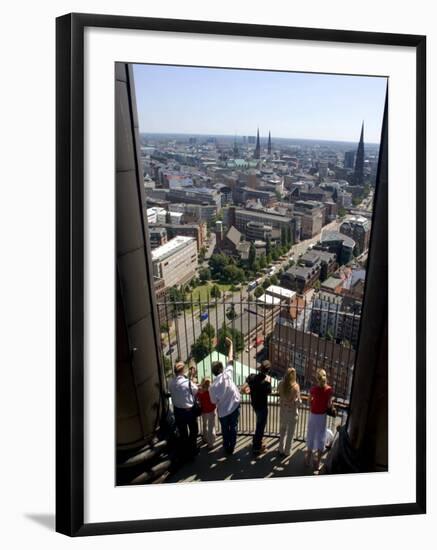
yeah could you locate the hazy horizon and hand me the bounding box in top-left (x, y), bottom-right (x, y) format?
top-left (133, 64), bottom-right (387, 143)
top-left (139, 130), bottom-right (381, 147)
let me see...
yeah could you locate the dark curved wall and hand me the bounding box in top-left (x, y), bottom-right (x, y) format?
top-left (115, 63), bottom-right (165, 447)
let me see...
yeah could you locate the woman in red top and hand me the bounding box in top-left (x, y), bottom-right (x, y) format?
top-left (197, 378), bottom-right (217, 448)
top-left (305, 369), bottom-right (333, 470)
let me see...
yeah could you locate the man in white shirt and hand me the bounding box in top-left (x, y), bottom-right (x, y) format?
top-left (168, 361), bottom-right (199, 460)
top-left (209, 338), bottom-right (241, 455)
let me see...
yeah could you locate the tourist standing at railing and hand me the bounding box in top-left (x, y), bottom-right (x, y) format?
top-left (168, 361), bottom-right (199, 461)
top-left (277, 367), bottom-right (301, 457)
top-left (197, 378), bottom-right (216, 448)
top-left (242, 360), bottom-right (272, 456)
top-left (305, 368), bottom-right (333, 470)
top-left (209, 337), bottom-right (241, 455)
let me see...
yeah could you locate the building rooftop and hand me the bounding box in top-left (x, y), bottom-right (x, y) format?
top-left (321, 230), bottom-right (355, 249)
top-left (151, 236), bottom-right (196, 262)
top-left (236, 208), bottom-right (292, 223)
top-left (265, 285), bottom-right (296, 300)
top-left (225, 226), bottom-right (242, 248)
top-left (321, 277), bottom-right (344, 291)
top-left (256, 294), bottom-right (281, 306)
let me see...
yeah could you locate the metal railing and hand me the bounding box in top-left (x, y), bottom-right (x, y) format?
top-left (158, 290), bottom-right (359, 438)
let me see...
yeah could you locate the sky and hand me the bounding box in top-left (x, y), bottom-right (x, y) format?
top-left (133, 64), bottom-right (387, 143)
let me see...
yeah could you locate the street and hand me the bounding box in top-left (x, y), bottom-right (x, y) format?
top-left (161, 219), bottom-right (340, 364)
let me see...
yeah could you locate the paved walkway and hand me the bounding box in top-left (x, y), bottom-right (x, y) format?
top-left (166, 435), bottom-right (327, 483)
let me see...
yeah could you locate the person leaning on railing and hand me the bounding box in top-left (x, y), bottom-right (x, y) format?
top-left (168, 361), bottom-right (200, 461)
top-left (277, 367), bottom-right (301, 457)
top-left (305, 368), bottom-right (333, 471)
top-left (241, 360), bottom-right (272, 456)
top-left (209, 337), bottom-right (241, 456)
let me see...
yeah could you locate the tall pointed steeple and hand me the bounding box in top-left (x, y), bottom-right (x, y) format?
top-left (267, 131), bottom-right (272, 155)
top-left (354, 122), bottom-right (365, 186)
top-left (233, 134), bottom-right (239, 158)
top-left (254, 127), bottom-right (260, 159)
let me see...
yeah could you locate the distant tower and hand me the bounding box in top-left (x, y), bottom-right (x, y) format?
top-left (254, 128), bottom-right (260, 159)
top-left (267, 131), bottom-right (272, 155)
top-left (354, 122), bottom-right (365, 186)
top-left (233, 135), bottom-right (239, 158)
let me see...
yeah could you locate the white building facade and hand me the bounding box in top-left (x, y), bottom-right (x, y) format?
top-left (151, 236), bottom-right (198, 288)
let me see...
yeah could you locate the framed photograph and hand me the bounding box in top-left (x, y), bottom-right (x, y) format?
top-left (56, 13), bottom-right (426, 536)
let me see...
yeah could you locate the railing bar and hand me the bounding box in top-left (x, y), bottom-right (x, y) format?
top-left (163, 296), bottom-right (172, 379)
top-left (182, 293), bottom-right (190, 363)
top-left (292, 297), bottom-right (299, 373)
top-left (190, 291), bottom-right (197, 373)
top-left (173, 300), bottom-right (181, 362)
top-left (330, 301), bottom-right (340, 394)
top-left (301, 293), bottom-right (308, 386)
top-left (242, 288), bottom-right (248, 433)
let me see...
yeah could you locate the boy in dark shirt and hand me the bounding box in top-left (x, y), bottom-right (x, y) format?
top-left (243, 360), bottom-right (272, 455)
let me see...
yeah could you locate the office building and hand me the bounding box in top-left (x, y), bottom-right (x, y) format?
top-left (232, 207), bottom-right (294, 242)
top-left (151, 236), bottom-right (198, 288)
top-left (340, 215), bottom-right (371, 254)
top-left (294, 200), bottom-right (324, 239)
top-left (315, 230), bottom-right (355, 265)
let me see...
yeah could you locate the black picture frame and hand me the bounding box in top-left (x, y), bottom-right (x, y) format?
top-left (56, 12), bottom-right (426, 537)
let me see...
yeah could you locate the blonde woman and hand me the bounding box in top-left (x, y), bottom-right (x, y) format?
top-left (197, 378), bottom-right (217, 448)
top-left (305, 369), bottom-right (333, 470)
top-left (278, 368), bottom-right (301, 457)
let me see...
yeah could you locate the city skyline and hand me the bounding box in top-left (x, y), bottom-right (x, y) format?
top-left (133, 64), bottom-right (387, 143)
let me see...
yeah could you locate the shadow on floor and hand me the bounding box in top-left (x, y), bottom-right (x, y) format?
top-left (24, 513), bottom-right (55, 531)
top-left (166, 436), bottom-right (326, 483)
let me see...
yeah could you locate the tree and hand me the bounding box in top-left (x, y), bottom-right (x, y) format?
top-left (191, 324), bottom-right (215, 362)
top-left (223, 264), bottom-right (245, 284)
top-left (271, 247), bottom-right (280, 261)
top-left (210, 284), bottom-right (222, 299)
top-left (209, 254), bottom-right (230, 279)
top-left (199, 267), bottom-right (211, 283)
top-left (286, 227), bottom-right (293, 246)
top-left (165, 210), bottom-right (174, 239)
top-left (248, 242), bottom-right (257, 271)
top-left (160, 322), bottom-right (170, 334)
top-left (169, 286), bottom-right (185, 312)
top-left (338, 207), bottom-right (347, 218)
top-left (270, 274), bottom-right (279, 286)
top-left (226, 305), bottom-right (237, 321)
top-left (163, 356), bottom-right (173, 379)
top-left (259, 254), bottom-right (267, 269)
top-left (254, 286), bottom-right (264, 298)
top-left (265, 235), bottom-right (272, 257)
top-left (314, 280), bottom-right (321, 291)
top-left (191, 332), bottom-right (213, 362)
top-left (216, 324), bottom-right (244, 356)
top-left (262, 277), bottom-right (271, 289)
top-left (281, 227), bottom-right (287, 247)
top-left (202, 323), bottom-right (215, 339)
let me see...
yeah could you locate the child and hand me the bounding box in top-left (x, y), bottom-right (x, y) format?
top-left (197, 378), bottom-right (216, 448)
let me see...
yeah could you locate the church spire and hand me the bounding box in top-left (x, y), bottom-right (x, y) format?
top-left (233, 134), bottom-right (238, 158)
top-left (267, 131), bottom-right (272, 155)
top-left (354, 121), bottom-right (365, 186)
top-left (254, 127), bottom-right (260, 159)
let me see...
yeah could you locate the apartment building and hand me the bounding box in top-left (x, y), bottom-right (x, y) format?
top-left (269, 324), bottom-right (355, 399)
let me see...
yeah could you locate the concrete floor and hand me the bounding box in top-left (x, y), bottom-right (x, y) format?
top-left (166, 435), bottom-right (327, 483)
